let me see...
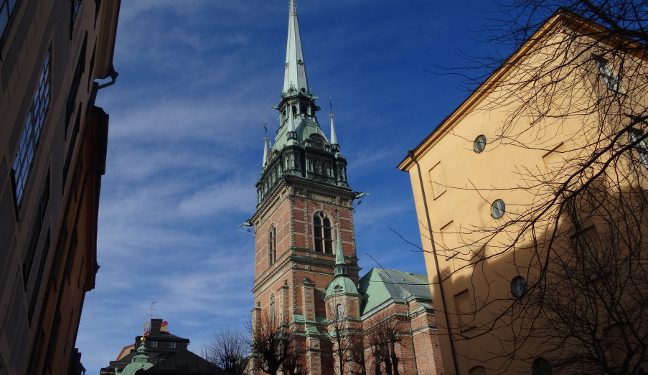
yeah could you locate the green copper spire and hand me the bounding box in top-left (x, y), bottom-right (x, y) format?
top-left (283, 0), bottom-right (309, 94)
top-left (325, 224), bottom-right (357, 298)
top-left (272, 0), bottom-right (327, 152)
top-left (262, 135), bottom-right (269, 169)
top-left (334, 224), bottom-right (347, 276)
top-left (329, 98), bottom-right (338, 145)
top-left (254, 1), bottom-right (351, 206)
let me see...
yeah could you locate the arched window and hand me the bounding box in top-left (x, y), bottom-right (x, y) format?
top-left (269, 295), bottom-right (275, 322)
top-left (468, 366), bottom-right (486, 375)
top-left (313, 212), bottom-right (333, 253)
top-left (268, 226), bottom-right (276, 266)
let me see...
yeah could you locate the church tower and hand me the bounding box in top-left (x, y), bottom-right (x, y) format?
top-left (250, 1), bottom-right (360, 373)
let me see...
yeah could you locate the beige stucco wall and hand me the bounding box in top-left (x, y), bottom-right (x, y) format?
top-left (401, 15), bottom-right (648, 374)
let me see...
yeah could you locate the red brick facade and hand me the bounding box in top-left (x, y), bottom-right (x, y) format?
top-left (251, 177), bottom-right (359, 374)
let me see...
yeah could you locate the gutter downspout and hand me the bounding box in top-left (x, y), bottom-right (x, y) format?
top-left (408, 150), bottom-right (460, 375)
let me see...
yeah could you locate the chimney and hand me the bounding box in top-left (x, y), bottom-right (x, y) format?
top-left (150, 319), bottom-right (162, 335)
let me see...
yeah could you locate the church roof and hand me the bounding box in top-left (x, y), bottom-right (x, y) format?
top-left (359, 268), bottom-right (432, 316)
top-left (138, 350), bottom-right (224, 374)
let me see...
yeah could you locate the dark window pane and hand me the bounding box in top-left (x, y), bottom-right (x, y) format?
top-left (12, 49), bottom-right (51, 204)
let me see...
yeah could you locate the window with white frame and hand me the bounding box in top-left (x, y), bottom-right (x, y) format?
top-left (12, 49), bottom-right (52, 204)
top-left (313, 211), bottom-right (333, 253)
top-left (628, 128), bottom-right (648, 167)
top-left (594, 55), bottom-right (622, 93)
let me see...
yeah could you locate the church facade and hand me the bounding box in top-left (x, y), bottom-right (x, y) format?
top-left (249, 2), bottom-right (443, 374)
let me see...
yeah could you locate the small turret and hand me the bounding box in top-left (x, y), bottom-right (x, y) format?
top-left (262, 134), bottom-right (269, 169)
top-left (334, 224), bottom-right (347, 276)
top-left (329, 98), bottom-right (338, 146)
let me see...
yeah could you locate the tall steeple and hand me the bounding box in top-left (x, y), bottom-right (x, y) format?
top-left (334, 224), bottom-right (348, 276)
top-left (256, 0), bottom-right (350, 202)
top-left (250, 4), bottom-right (360, 373)
top-left (283, 0), bottom-right (309, 94)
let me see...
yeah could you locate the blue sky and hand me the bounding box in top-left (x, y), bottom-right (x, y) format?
top-left (76, 1), bottom-right (511, 372)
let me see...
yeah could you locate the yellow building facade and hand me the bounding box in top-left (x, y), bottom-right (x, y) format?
top-left (400, 10), bottom-right (648, 375)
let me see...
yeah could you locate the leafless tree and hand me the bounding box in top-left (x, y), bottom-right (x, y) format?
top-left (326, 300), bottom-right (366, 375)
top-left (249, 315), bottom-right (305, 375)
top-left (366, 316), bottom-right (401, 375)
top-left (430, 1), bottom-right (648, 374)
top-left (203, 328), bottom-right (248, 375)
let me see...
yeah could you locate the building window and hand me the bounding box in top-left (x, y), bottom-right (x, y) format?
top-left (169, 342), bottom-right (177, 349)
top-left (491, 199), bottom-right (505, 219)
top-left (313, 211), bottom-right (333, 253)
top-left (12, 49), bottom-right (52, 205)
top-left (28, 229), bottom-right (49, 322)
top-left (336, 303), bottom-right (344, 320)
top-left (473, 135), bottom-right (487, 153)
top-left (66, 33), bottom-right (87, 128)
top-left (268, 226), bottom-right (277, 266)
top-left (594, 55), bottom-right (621, 93)
top-left (70, 0), bottom-right (82, 31)
top-left (428, 161), bottom-right (447, 199)
top-left (149, 340), bottom-right (158, 348)
top-left (0, 0), bottom-right (18, 40)
top-left (454, 289), bottom-right (475, 333)
top-left (532, 357), bottom-right (552, 375)
top-left (23, 171), bottom-right (50, 287)
top-left (628, 128), bottom-right (648, 168)
top-left (269, 295), bottom-right (275, 322)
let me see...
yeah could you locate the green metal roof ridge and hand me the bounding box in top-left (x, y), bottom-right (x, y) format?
top-left (359, 268), bottom-right (432, 315)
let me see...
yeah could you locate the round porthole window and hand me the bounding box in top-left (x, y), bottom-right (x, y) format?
top-left (473, 134), bottom-right (487, 153)
top-left (491, 199), bottom-right (505, 219)
top-left (511, 276), bottom-right (527, 298)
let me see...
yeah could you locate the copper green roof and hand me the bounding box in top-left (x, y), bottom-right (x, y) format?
top-left (116, 341), bottom-right (153, 375)
top-left (273, 116), bottom-right (327, 151)
top-left (325, 275), bottom-right (359, 298)
top-left (358, 268), bottom-right (432, 316)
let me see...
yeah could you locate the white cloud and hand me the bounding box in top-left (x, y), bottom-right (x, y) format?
top-left (176, 177), bottom-right (257, 218)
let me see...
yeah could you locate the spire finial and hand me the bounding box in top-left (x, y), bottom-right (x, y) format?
top-left (283, 0), bottom-right (309, 94)
top-left (329, 97), bottom-right (338, 145)
top-left (289, 0), bottom-right (297, 16)
top-left (262, 122), bottom-right (270, 168)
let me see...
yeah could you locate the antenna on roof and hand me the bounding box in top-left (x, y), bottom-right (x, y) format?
top-left (149, 300), bottom-right (158, 319)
